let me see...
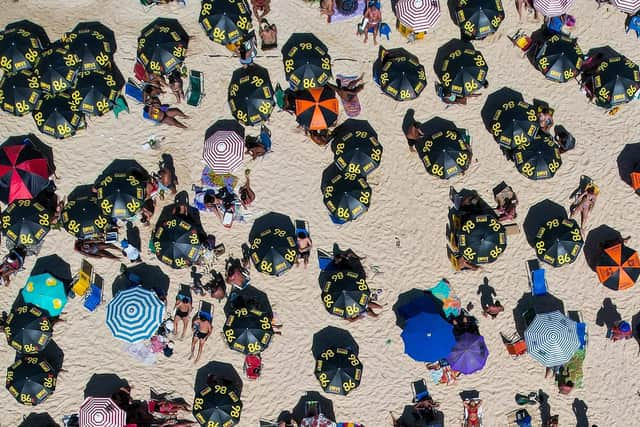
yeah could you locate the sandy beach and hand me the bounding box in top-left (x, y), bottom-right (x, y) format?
top-left (2, 0), bottom-right (640, 426)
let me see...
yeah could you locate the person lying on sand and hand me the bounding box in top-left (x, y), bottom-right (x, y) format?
top-left (168, 69), bottom-right (185, 104)
top-left (144, 97), bottom-right (189, 128)
top-left (189, 312), bottom-right (212, 363)
top-left (74, 240), bottom-right (122, 260)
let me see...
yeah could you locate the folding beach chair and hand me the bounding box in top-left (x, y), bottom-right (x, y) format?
top-left (295, 219), bottom-right (309, 238)
top-left (112, 95), bottom-right (129, 119)
top-left (506, 408), bottom-right (543, 426)
top-left (198, 300), bottom-right (213, 322)
top-left (259, 420), bottom-right (278, 427)
top-left (501, 331), bottom-right (527, 359)
top-left (509, 30), bottom-right (533, 53)
top-left (317, 249), bottom-right (333, 271)
top-left (628, 15), bottom-right (640, 37)
top-left (125, 79), bottom-right (144, 103)
top-left (83, 273), bottom-right (104, 312)
top-left (186, 70), bottom-right (205, 107)
top-left (244, 354), bottom-right (262, 380)
top-left (177, 283), bottom-right (192, 301)
top-left (527, 259), bottom-right (547, 296)
top-left (568, 310), bottom-right (588, 349)
top-left (411, 378), bottom-right (429, 403)
top-left (71, 259), bottom-right (93, 297)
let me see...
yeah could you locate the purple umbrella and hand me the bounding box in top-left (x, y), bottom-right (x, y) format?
top-left (446, 333), bottom-right (488, 374)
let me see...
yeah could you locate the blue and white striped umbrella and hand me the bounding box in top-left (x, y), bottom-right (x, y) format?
top-left (524, 310), bottom-right (579, 367)
top-left (106, 287), bottom-right (164, 343)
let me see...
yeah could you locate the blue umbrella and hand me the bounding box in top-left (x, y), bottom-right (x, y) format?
top-left (446, 333), bottom-right (489, 374)
top-left (106, 287), bottom-right (164, 342)
top-left (401, 312), bottom-right (456, 362)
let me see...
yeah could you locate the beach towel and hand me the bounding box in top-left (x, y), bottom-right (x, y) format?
top-left (200, 166), bottom-right (239, 189)
top-left (336, 74), bottom-right (362, 117)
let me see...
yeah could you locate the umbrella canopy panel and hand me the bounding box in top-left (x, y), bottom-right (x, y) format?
top-left (401, 312), bottom-right (456, 362)
top-left (199, 0), bottom-right (253, 46)
top-left (0, 135), bottom-right (52, 204)
top-left (456, 0), bottom-right (505, 39)
top-left (320, 269), bottom-right (370, 319)
top-left (314, 347), bottom-right (362, 396)
top-left (596, 243), bottom-right (640, 290)
top-left (592, 55), bottom-right (640, 108)
top-left (4, 304), bottom-right (53, 354)
top-left (223, 308), bottom-right (273, 354)
top-left (0, 70), bottom-right (41, 116)
top-left (21, 273), bottom-right (67, 317)
top-left (193, 385), bottom-right (242, 427)
top-left (490, 99), bottom-right (539, 149)
top-left (0, 26), bottom-right (45, 73)
top-left (535, 217), bottom-right (583, 267)
top-left (524, 310), bottom-right (580, 366)
top-left (137, 18), bottom-right (189, 76)
top-left (456, 214), bottom-right (507, 264)
top-left (535, 34), bottom-right (583, 83)
top-left (153, 217), bottom-right (202, 269)
top-left (282, 33), bottom-right (332, 90)
top-left (395, 0), bottom-right (442, 32)
top-left (79, 396), bottom-right (127, 427)
top-left (106, 287), bottom-right (165, 343)
top-left (228, 64), bottom-right (274, 126)
top-left (417, 128), bottom-right (472, 179)
top-left (6, 357), bottom-right (57, 406)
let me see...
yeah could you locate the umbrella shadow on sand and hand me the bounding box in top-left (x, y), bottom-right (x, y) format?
top-left (397, 404), bottom-right (445, 427)
top-left (292, 391), bottom-right (336, 424)
top-left (433, 39), bottom-right (476, 76)
top-left (522, 199), bottom-right (568, 247)
top-left (224, 284), bottom-right (272, 317)
top-left (595, 297), bottom-right (622, 336)
top-left (512, 292), bottom-right (565, 336)
top-left (30, 255), bottom-right (73, 288)
top-left (205, 119), bottom-right (245, 140)
top-left (111, 263), bottom-right (170, 297)
top-left (582, 225), bottom-right (623, 270)
top-left (96, 159), bottom-right (149, 184)
top-left (17, 413), bottom-right (59, 427)
top-left (83, 373), bottom-right (130, 398)
top-left (312, 326), bottom-right (358, 359)
top-left (194, 361), bottom-right (243, 395)
top-left (419, 116), bottom-right (459, 138)
top-left (617, 143), bottom-right (640, 186)
top-left (480, 87), bottom-right (526, 134)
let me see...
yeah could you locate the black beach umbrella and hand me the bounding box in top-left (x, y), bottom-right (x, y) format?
top-left (321, 164), bottom-right (371, 222)
top-left (535, 34), bottom-right (583, 83)
top-left (417, 127), bottom-right (472, 179)
top-left (534, 217), bottom-right (583, 267)
top-left (61, 196), bottom-right (109, 240)
top-left (248, 212), bottom-right (297, 276)
top-left (455, 0), bottom-right (505, 39)
top-left (228, 64), bottom-right (274, 126)
top-left (32, 92), bottom-right (85, 139)
top-left (4, 304), bottom-right (53, 354)
top-left (331, 119), bottom-right (383, 176)
top-left (314, 347), bottom-right (363, 396)
top-left (0, 25), bottom-right (46, 73)
top-left (62, 22), bottom-right (116, 71)
top-left (6, 357), bottom-right (57, 406)
top-left (490, 99), bottom-right (539, 149)
top-left (592, 55), bottom-right (640, 108)
top-left (199, 0), bottom-right (253, 46)
top-left (70, 68), bottom-right (124, 116)
top-left (513, 133), bottom-right (562, 180)
top-left (193, 385), bottom-right (242, 426)
top-left (1, 200), bottom-right (50, 248)
top-left (319, 269), bottom-right (371, 319)
top-left (223, 308), bottom-right (273, 354)
top-left (152, 217), bottom-right (202, 269)
top-left (439, 46), bottom-right (488, 97)
top-left (223, 285), bottom-right (272, 317)
top-left (0, 70), bottom-right (41, 116)
top-left (137, 18), bottom-right (189, 76)
top-left (456, 213), bottom-right (507, 264)
top-left (95, 172), bottom-right (145, 220)
top-left (36, 47), bottom-right (81, 94)
top-left (5, 20), bottom-right (50, 48)
top-left (282, 33), bottom-right (332, 90)
top-left (373, 46), bottom-right (427, 101)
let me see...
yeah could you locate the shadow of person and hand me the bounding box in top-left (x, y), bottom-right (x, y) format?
top-left (126, 222), bottom-right (142, 252)
top-left (477, 276), bottom-right (496, 309)
top-left (537, 388), bottom-right (551, 425)
top-left (595, 297), bottom-right (622, 337)
top-left (572, 398), bottom-right (590, 427)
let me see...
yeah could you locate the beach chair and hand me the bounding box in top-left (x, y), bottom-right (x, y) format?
top-left (506, 408), bottom-right (543, 426)
top-left (627, 15), bottom-right (640, 37)
top-left (305, 400), bottom-right (320, 418)
top-left (125, 79), bottom-right (144, 103)
top-left (295, 219), bottom-right (309, 238)
top-left (112, 95), bottom-right (129, 119)
top-left (411, 378), bottom-right (429, 403)
top-left (244, 354), bottom-right (262, 380)
top-left (501, 331), bottom-right (527, 358)
top-left (568, 310), bottom-right (588, 349)
top-left (186, 70), bottom-right (205, 107)
top-left (83, 273), bottom-right (104, 312)
top-left (522, 308), bottom-right (536, 329)
top-left (509, 30), bottom-right (533, 52)
top-left (379, 23), bottom-right (391, 40)
top-left (527, 259), bottom-right (547, 296)
top-left (198, 300), bottom-right (213, 322)
top-left (71, 259), bottom-right (93, 297)
top-left (259, 420), bottom-right (278, 427)
top-left (317, 248), bottom-right (333, 271)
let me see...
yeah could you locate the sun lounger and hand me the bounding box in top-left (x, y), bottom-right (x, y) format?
top-left (411, 378), bottom-right (429, 402)
top-left (198, 300), bottom-right (213, 322)
top-left (177, 283), bottom-right (192, 301)
top-left (317, 249), bottom-right (333, 271)
top-left (71, 259), bottom-right (93, 297)
top-left (527, 259), bottom-right (548, 296)
top-left (125, 79), bottom-right (144, 103)
top-left (186, 70), bottom-right (205, 107)
top-left (568, 310), bottom-right (588, 349)
top-left (244, 354), bottom-right (262, 380)
top-left (83, 273), bottom-right (103, 312)
top-left (259, 420), bottom-right (278, 427)
top-left (522, 308), bottom-right (536, 329)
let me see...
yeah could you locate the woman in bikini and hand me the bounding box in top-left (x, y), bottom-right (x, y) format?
top-left (296, 231), bottom-right (313, 267)
top-left (74, 240), bottom-right (122, 260)
top-left (168, 70), bottom-right (185, 104)
top-left (570, 183), bottom-right (599, 228)
top-left (464, 399), bottom-right (482, 427)
top-left (189, 313), bottom-right (212, 363)
top-left (144, 97), bottom-right (189, 129)
top-left (173, 295), bottom-right (192, 339)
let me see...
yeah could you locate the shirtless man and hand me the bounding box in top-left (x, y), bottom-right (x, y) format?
top-left (363, 2), bottom-right (382, 44)
top-left (189, 313), bottom-right (212, 363)
top-left (296, 231), bottom-right (313, 267)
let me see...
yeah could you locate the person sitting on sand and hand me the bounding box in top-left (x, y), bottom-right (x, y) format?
top-left (189, 312), bottom-right (212, 363)
top-left (296, 230), bottom-right (313, 267)
top-left (320, 0), bottom-right (335, 23)
top-left (464, 399), bottom-right (482, 427)
top-left (516, 0), bottom-right (538, 22)
top-left (482, 301), bottom-right (504, 319)
top-left (537, 107), bottom-right (554, 133)
top-left (0, 246), bottom-right (26, 286)
top-left (308, 129), bottom-right (332, 146)
top-left (494, 185), bottom-right (518, 221)
top-left (168, 69), bottom-right (185, 104)
top-left (258, 19), bottom-right (278, 50)
top-left (570, 181), bottom-right (599, 229)
top-left (363, 1), bottom-right (382, 44)
top-left (239, 169), bottom-right (256, 208)
top-left (144, 97), bottom-right (189, 128)
top-left (251, 0), bottom-right (271, 20)
top-left (226, 257), bottom-right (250, 289)
top-left (173, 295), bottom-right (192, 339)
top-left (74, 239), bottom-right (122, 260)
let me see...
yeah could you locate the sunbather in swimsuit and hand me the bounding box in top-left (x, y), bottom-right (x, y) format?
top-left (464, 399), bottom-right (482, 427)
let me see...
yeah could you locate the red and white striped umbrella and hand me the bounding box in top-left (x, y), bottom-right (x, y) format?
top-left (532, 0), bottom-right (575, 17)
top-left (395, 0), bottom-right (441, 32)
top-left (203, 129), bottom-right (245, 173)
top-left (79, 397), bottom-right (126, 427)
top-left (611, 0), bottom-right (640, 13)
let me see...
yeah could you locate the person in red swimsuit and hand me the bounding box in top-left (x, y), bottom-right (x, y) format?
top-left (464, 399), bottom-right (482, 427)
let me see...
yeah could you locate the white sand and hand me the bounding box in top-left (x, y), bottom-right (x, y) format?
top-left (2, 0), bottom-right (640, 426)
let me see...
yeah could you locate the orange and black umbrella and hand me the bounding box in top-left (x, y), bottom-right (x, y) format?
top-left (295, 86), bottom-right (338, 130)
top-left (631, 169), bottom-right (640, 194)
top-left (596, 243), bottom-right (640, 290)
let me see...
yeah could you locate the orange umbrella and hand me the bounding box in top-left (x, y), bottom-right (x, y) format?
top-left (295, 87), bottom-right (339, 130)
top-left (596, 243), bottom-right (640, 290)
top-left (631, 170), bottom-right (640, 193)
